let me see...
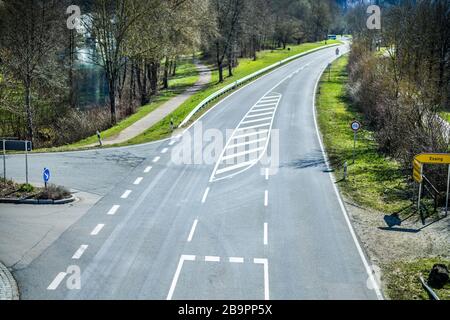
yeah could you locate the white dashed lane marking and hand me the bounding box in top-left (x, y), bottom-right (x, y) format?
top-left (144, 166), bottom-right (152, 173)
top-left (107, 205), bottom-right (120, 215)
top-left (161, 148), bottom-right (169, 154)
top-left (121, 190), bottom-right (132, 199)
top-left (72, 245), bottom-right (88, 259)
top-left (201, 187), bottom-right (210, 204)
top-left (153, 156), bottom-right (160, 163)
top-left (187, 219), bottom-right (198, 242)
top-left (47, 272), bottom-right (67, 290)
top-left (133, 177), bottom-right (143, 185)
top-left (90, 224), bottom-right (105, 236)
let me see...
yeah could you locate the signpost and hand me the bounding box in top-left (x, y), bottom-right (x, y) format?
top-left (1, 139), bottom-right (32, 183)
top-left (413, 153), bottom-right (450, 217)
top-left (351, 121), bottom-right (361, 164)
top-left (43, 168), bottom-right (50, 189)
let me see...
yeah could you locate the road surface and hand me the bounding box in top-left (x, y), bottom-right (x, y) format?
top-left (4, 43), bottom-right (382, 300)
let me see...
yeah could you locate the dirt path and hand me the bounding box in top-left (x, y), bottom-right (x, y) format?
top-left (100, 61), bottom-right (211, 146)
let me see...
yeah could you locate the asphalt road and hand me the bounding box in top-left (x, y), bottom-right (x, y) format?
top-left (7, 43), bottom-right (382, 300)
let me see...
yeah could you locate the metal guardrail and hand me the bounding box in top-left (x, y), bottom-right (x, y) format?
top-left (419, 275), bottom-right (441, 300)
top-left (179, 43), bottom-right (340, 128)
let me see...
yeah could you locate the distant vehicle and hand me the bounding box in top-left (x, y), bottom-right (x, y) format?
top-left (327, 34), bottom-right (337, 40)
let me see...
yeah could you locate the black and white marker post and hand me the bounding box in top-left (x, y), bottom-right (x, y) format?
top-left (351, 120), bottom-right (361, 164)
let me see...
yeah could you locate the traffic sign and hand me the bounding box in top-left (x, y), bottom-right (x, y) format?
top-left (351, 121), bottom-right (361, 132)
top-left (43, 168), bottom-right (50, 183)
top-left (414, 153), bottom-right (450, 165)
top-left (2, 140), bottom-right (32, 151)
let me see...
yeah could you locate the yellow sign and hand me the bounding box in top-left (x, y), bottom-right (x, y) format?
top-left (414, 153), bottom-right (450, 165)
top-left (413, 159), bottom-right (423, 183)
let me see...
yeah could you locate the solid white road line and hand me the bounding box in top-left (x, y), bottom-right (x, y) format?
top-left (222, 147), bottom-right (264, 161)
top-left (121, 190), bottom-right (132, 199)
top-left (201, 187), bottom-right (210, 203)
top-left (107, 205), bottom-right (120, 215)
top-left (161, 148), bottom-right (169, 154)
top-left (205, 256), bottom-right (220, 262)
top-left (232, 130), bottom-right (269, 140)
top-left (229, 257), bottom-right (244, 263)
top-left (241, 117), bottom-right (273, 125)
top-left (72, 245), bottom-right (88, 259)
top-left (153, 156), bottom-right (161, 163)
top-left (254, 258), bottom-right (269, 300)
top-left (215, 160), bottom-right (258, 175)
top-left (236, 123), bottom-right (271, 131)
top-left (264, 190), bottom-right (268, 207)
top-left (264, 223), bottom-right (268, 245)
top-left (47, 272), bottom-right (67, 290)
top-left (245, 111), bottom-right (274, 118)
top-left (248, 107), bottom-right (276, 114)
top-left (90, 224), bottom-right (105, 236)
top-left (226, 138), bottom-right (267, 150)
top-left (133, 177), bottom-right (143, 185)
top-left (312, 62), bottom-right (383, 300)
top-left (167, 255), bottom-right (196, 300)
top-left (187, 219), bottom-right (198, 242)
top-left (144, 166), bottom-right (152, 173)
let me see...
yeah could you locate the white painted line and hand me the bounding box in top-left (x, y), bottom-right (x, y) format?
top-left (153, 156), bottom-right (161, 163)
top-left (265, 168), bottom-right (269, 180)
top-left (312, 62), bottom-right (384, 300)
top-left (133, 177), bottom-right (143, 185)
top-left (227, 138), bottom-right (267, 150)
top-left (72, 245), bottom-right (88, 259)
top-left (241, 117), bottom-right (273, 125)
top-left (229, 257), bottom-right (244, 263)
top-left (161, 148), bottom-right (169, 154)
top-left (167, 255), bottom-right (196, 300)
top-left (245, 111), bottom-right (274, 118)
top-left (254, 258), bottom-right (269, 300)
top-left (222, 147), bottom-right (264, 161)
top-left (255, 103), bottom-right (277, 108)
top-left (169, 140), bottom-right (176, 146)
top-left (264, 223), bottom-right (268, 245)
top-left (201, 187), bottom-right (210, 203)
top-left (187, 219), bottom-right (198, 242)
top-left (121, 190), bottom-right (132, 199)
top-left (205, 256), bottom-right (220, 262)
top-left (107, 205), bottom-right (120, 215)
top-left (264, 190), bottom-right (268, 207)
top-left (258, 98), bottom-right (279, 103)
top-left (248, 107), bottom-right (276, 114)
top-left (232, 130), bottom-right (269, 140)
top-left (236, 123), bottom-right (271, 131)
top-left (47, 272), bottom-right (67, 290)
top-left (144, 166), bottom-right (152, 173)
top-left (215, 160), bottom-right (258, 175)
top-left (90, 223), bottom-right (105, 236)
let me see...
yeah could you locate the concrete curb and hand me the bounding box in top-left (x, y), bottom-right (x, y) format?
top-left (0, 195), bottom-right (76, 205)
top-left (0, 262), bottom-right (19, 300)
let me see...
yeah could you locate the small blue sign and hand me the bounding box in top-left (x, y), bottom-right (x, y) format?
top-left (43, 168), bottom-right (50, 183)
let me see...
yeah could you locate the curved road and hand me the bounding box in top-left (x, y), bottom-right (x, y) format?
top-left (6, 42), bottom-right (382, 300)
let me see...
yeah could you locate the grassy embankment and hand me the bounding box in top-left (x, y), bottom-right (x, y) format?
top-left (316, 55), bottom-right (450, 300)
top-left (41, 40), bottom-right (341, 152)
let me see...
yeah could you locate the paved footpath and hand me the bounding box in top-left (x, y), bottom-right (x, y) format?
top-left (0, 262), bottom-right (19, 300)
top-left (100, 61), bottom-right (211, 146)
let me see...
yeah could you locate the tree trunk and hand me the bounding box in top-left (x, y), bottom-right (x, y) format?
top-left (163, 57), bottom-right (169, 89)
top-left (171, 57), bottom-right (177, 76)
top-left (108, 78), bottom-right (117, 125)
top-left (24, 78), bottom-right (33, 143)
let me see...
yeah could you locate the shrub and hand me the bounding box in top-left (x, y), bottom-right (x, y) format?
top-left (37, 184), bottom-right (71, 200)
top-left (18, 183), bottom-right (34, 193)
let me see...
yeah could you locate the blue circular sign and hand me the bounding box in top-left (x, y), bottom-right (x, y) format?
top-left (43, 168), bottom-right (50, 183)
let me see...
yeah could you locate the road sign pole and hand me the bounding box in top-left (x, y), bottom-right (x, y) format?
top-left (417, 165), bottom-right (423, 212)
top-left (25, 141), bottom-right (28, 185)
top-left (353, 131), bottom-right (357, 164)
top-left (445, 164), bottom-right (450, 217)
top-left (2, 139), bottom-right (5, 182)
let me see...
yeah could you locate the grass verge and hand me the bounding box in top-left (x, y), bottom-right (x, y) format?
top-left (316, 54), bottom-right (410, 213)
top-left (383, 258), bottom-right (450, 300)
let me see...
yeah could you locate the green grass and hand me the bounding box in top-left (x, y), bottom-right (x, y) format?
top-left (316, 55), bottom-right (410, 213)
top-left (37, 58), bottom-right (200, 152)
top-left (383, 258), bottom-right (450, 300)
top-left (123, 40), bottom-right (342, 146)
top-left (439, 111), bottom-right (450, 123)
